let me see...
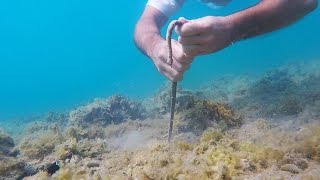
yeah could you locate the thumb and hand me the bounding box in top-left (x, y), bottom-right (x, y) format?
top-left (178, 19), bottom-right (202, 36)
top-left (178, 17), bottom-right (189, 24)
top-left (175, 17), bottom-right (189, 35)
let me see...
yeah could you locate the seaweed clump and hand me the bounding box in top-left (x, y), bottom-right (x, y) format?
top-left (0, 129), bottom-right (15, 156)
top-left (69, 95), bottom-right (146, 127)
top-left (175, 98), bottom-right (242, 135)
top-left (0, 130), bottom-right (27, 179)
top-left (292, 126), bottom-right (320, 162)
top-left (19, 123), bottom-right (64, 160)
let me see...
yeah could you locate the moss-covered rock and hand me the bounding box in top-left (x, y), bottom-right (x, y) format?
top-left (175, 99), bottom-right (242, 135)
top-left (69, 95), bottom-right (146, 127)
top-left (0, 130), bottom-right (15, 156)
top-left (0, 157), bottom-right (26, 179)
top-left (19, 124), bottom-right (64, 160)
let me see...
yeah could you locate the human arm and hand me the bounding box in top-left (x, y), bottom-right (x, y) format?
top-left (134, 6), bottom-right (193, 82)
top-left (177, 0), bottom-right (318, 56)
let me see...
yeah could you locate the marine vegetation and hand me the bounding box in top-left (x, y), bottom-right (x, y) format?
top-left (175, 99), bottom-right (242, 134)
top-left (69, 95), bottom-right (146, 127)
top-left (0, 130), bottom-right (27, 179)
top-left (233, 62), bottom-right (320, 118)
top-left (0, 61), bottom-right (320, 179)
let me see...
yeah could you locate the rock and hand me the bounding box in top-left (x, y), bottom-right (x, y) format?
top-left (294, 159), bottom-right (308, 170)
top-left (0, 156), bottom-right (26, 179)
top-left (239, 159), bottom-right (256, 172)
top-left (69, 95), bottom-right (146, 127)
top-left (280, 164), bottom-right (302, 174)
top-left (0, 130), bottom-right (15, 156)
top-left (87, 161), bottom-right (100, 168)
top-left (175, 99), bottom-right (242, 135)
top-left (70, 154), bottom-right (81, 164)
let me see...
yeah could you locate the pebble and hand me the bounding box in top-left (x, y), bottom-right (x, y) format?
top-left (280, 164), bottom-right (302, 174)
top-left (87, 161), bottom-right (100, 168)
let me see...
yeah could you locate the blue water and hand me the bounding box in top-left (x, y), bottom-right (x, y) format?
top-left (0, 0), bottom-right (319, 120)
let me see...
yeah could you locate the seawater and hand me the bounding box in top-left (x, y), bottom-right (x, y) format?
top-left (0, 0), bottom-right (319, 120)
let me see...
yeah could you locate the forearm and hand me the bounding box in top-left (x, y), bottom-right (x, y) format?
top-left (227, 0), bottom-right (318, 42)
top-left (134, 6), bottom-right (167, 59)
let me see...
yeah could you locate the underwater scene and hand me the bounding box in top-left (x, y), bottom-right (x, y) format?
top-left (0, 0), bottom-right (320, 179)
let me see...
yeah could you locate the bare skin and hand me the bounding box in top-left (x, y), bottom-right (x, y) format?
top-left (134, 0), bottom-right (318, 82)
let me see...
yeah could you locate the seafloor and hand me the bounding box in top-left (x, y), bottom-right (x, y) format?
top-left (0, 61), bottom-right (320, 180)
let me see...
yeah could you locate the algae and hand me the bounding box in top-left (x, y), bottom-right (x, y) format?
top-left (1, 61), bottom-right (320, 180)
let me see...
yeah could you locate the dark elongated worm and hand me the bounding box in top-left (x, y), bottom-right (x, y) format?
top-left (166, 20), bottom-right (183, 143)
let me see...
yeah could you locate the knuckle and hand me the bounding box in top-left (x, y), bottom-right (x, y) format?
top-left (176, 53), bottom-right (185, 62)
top-left (172, 71), bottom-right (181, 80)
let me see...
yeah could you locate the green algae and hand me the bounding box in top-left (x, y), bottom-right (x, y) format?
top-left (200, 130), bottom-right (224, 143)
top-left (239, 143), bottom-right (284, 164)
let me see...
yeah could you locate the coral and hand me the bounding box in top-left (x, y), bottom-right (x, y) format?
top-left (69, 95), bottom-right (146, 127)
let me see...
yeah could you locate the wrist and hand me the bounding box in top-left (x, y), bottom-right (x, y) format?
top-left (223, 15), bottom-right (239, 44)
top-left (149, 38), bottom-right (166, 60)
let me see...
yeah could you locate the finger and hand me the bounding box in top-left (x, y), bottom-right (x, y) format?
top-left (171, 40), bottom-right (194, 63)
top-left (178, 17), bottom-right (189, 24)
top-left (157, 61), bottom-right (183, 82)
top-left (175, 17), bottom-right (189, 35)
top-left (179, 34), bottom-right (210, 46)
top-left (182, 45), bottom-right (206, 56)
top-left (178, 20), bottom-right (204, 37)
top-left (172, 59), bottom-right (190, 72)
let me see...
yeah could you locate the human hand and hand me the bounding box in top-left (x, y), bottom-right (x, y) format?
top-left (176, 16), bottom-right (234, 57)
top-left (151, 39), bottom-right (194, 82)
